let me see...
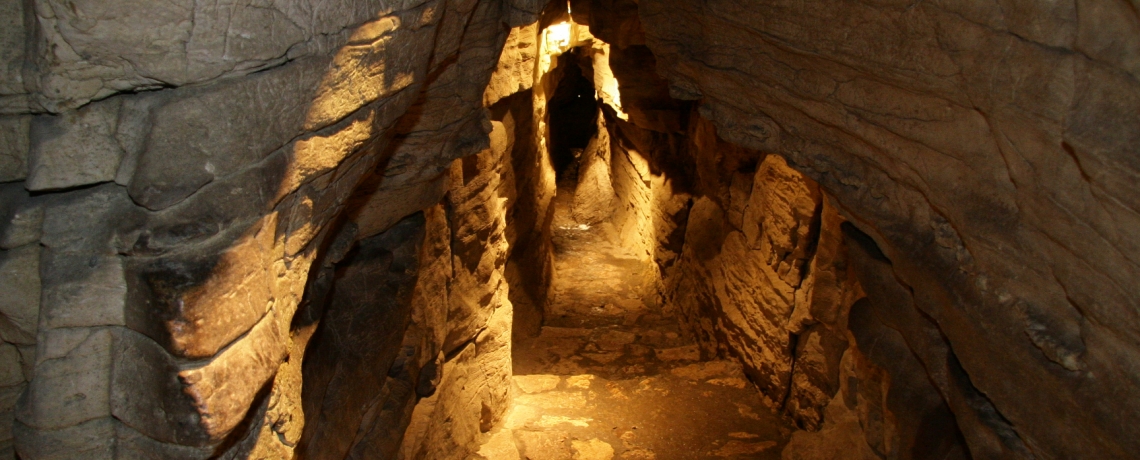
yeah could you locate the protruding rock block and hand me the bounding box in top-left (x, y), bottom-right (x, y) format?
top-left (125, 215), bottom-right (277, 360)
top-left (108, 328), bottom-right (205, 446)
top-left (14, 417), bottom-right (116, 460)
top-left (29, 0), bottom-right (438, 110)
top-left (39, 183), bottom-right (144, 255)
top-left (27, 99), bottom-right (125, 191)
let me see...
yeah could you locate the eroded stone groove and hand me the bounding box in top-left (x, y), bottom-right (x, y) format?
top-left (0, 0), bottom-right (1136, 458)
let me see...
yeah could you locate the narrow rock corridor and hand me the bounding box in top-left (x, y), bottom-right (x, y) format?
top-left (474, 180), bottom-right (793, 459)
top-left (1, 0), bottom-right (1136, 457)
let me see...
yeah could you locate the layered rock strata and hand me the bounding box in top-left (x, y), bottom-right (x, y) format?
top-left (0, 0), bottom-right (550, 456)
top-left (640, 0), bottom-right (1140, 457)
top-left (0, 0), bottom-right (1136, 458)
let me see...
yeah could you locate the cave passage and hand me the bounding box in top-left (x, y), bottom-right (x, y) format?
top-left (474, 30), bottom-right (795, 459)
top-left (547, 50), bottom-right (599, 182)
top-left (290, 7), bottom-right (972, 460)
top-left (498, 186), bottom-right (794, 459)
top-left (6, 0), bottom-right (1131, 456)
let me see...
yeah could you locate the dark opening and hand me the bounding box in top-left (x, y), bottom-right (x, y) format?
top-left (547, 50), bottom-right (598, 181)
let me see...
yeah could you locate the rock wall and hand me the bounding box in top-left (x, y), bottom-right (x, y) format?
top-left (0, 186), bottom-right (37, 458)
top-left (293, 215), bottom-right (426, 460)
top-left (400, 17), bottom-right (557, 459)
top-left (397, 122), bottom-right (518, 460)
top-left (640, 0), bottom-right (1140, 457)
top-left (0, 0), bottom-right (550, 456)
top-left (567, 2), bottom-right (864, 443)
top-left (2, 0), bottom-right (1137, 458)
top-left (556, 3), bottom-right (858, 451)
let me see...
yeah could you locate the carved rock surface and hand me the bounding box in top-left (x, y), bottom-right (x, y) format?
top-left (641, 0), bottom-right (1140, 456)
top-left (12, 0), bottom-right (549, 456)
top-left (7, 0), bottom-right (1138, 458)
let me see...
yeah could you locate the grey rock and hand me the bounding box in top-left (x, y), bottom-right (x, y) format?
top-left (40, 183), bottom-right (144, 255)
top-left (15, 346), bottom-right (32, 382)
top-left (26, 98), bottom-right (125, 191)
top-left (0, 0), bottom-right (26, 97)
top-left (128, 6), bottom-right (438, 210)
top-left (0, 344), bottom-right (24, 388)
top-left (19, 327), bottom-right (113, 430)
top-left (109, 328), bottom-right (211, 447)
top-left (126, 57), bottom-right (324, 211)
top-left (123, 157), bottom-right (287, 360)
top-left (0, 183), bottom-right (44, 249)
top-left (0, 116), bottom-right (29, 183)
top-left (39, 252), bottom-right (126, 330)
top-left (32, 0), bottom-right (298, 111)
top-left (123, 217), bottom-right (275, 361)
top-left (112, 93), bottom-right (165, 187)
top-left (0, 95), bottom-right (41, 117)
top-left (29, 0), bottom-right (447, 111)
top-left (13, 417), bottom-right (115, 460)
top-left (113, 420), bottom-right (214, 460)
top-left (0, 244), bottom-right (40, 345)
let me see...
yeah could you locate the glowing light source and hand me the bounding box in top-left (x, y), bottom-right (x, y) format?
top-left (547, 22), bottom-right (572, 50)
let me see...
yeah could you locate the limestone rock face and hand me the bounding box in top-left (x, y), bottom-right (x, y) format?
top-left (26, 98), bottom-right (125, 191)
top-left (399, 101), bottom-right (525, 460)
top-left (0, 243), bottom-right (37, 457)
top-left (668, 154), bottom-right (860, 417)
top-left (571, 111), bottom-right (617, 225)
top-left (781, 343), bottom-right (897, 460)
top-left (640, 0), bottom-right (1140, 457)
top-left (295, 215), bottom-right (425, 460)
top-left (27, 0), bottom-right (452, 111)
top-left (5, 0), bottom-right (551, 456)
top-left (0, 117), bottom-right (30, 182)
top-left (4, 0), bottom-right (1137, 457)
top-left (486, 24), bottom-right (540, 107)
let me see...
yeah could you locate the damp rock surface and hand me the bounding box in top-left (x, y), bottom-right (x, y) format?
top-left (478, 185), bottom-right (793, 459)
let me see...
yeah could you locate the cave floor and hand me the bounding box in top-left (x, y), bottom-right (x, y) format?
top-left (473, 186), bottom-right (793, 459)
top-left (542, 182), bottom-right (657, 329)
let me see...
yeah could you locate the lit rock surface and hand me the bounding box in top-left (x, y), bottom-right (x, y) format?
top-left (0, 0), bottom-right (1136, 457)
top-left (6, 0), bottom-right (553, 456)
top-left (496, 301), bottom-right (792, 460)
top-left (640, 0), bottom-right (1140, 457)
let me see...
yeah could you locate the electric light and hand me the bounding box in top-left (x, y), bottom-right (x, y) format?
top-left (547, 22), bottom-right (572, 51)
